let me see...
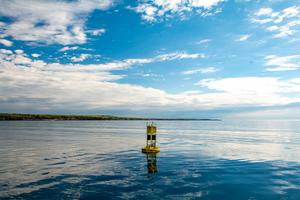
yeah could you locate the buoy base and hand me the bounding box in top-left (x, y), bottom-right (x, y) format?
top-left (142, 146), bottom-right (160, 153)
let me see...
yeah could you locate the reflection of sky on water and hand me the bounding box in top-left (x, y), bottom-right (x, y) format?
top-left (158, 120), bottom-right (300, 163)
top-left (0, 120), bottom-right (300, 199)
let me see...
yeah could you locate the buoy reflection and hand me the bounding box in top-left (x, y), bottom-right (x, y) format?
top-left (146, 153), bottom-right (158, 174)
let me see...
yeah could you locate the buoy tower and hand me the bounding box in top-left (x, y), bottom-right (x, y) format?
top-left (142, 122), bottom-right (160, 153)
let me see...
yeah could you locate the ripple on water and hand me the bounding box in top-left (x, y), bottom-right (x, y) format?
top-left (1, 120), bottom-right (300, 199)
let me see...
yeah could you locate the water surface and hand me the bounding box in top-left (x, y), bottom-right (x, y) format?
top-left (1, 120), bottom-right (300, 199)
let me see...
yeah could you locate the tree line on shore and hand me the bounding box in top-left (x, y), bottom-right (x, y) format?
top-left (0, 113), bottom-right (220, 121)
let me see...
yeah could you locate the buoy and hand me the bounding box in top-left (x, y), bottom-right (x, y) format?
top-left (142, 122), bottom-right (160, 153)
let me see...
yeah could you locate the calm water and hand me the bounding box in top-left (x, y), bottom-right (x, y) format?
top-left (1, 120), bottom-right (300, 199)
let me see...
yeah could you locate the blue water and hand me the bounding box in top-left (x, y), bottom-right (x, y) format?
top-left (1, 120), bottom-right (300, 199)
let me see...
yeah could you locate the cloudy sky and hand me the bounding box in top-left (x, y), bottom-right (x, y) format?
top-left (1, 0), bottom-right (300, 119)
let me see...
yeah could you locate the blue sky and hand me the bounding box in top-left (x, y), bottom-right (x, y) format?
top-left (1, 0), bottom-right (300, 119)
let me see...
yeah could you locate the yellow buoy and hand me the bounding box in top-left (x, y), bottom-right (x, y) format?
top-left (142, 122), bottom-right (160, 153)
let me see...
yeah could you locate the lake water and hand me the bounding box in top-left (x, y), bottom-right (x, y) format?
top-left (1, 120), bottom-right (300, 199)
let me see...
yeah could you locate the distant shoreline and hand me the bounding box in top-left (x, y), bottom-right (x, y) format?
top-left (0, 113), bottom-right (221, 121)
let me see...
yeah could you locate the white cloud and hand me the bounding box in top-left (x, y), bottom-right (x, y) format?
top-left (15, 49), bottom-right (24, 54)
top-left (0, 21), bottom-right (6, 27)
top-left (265, 55), bottom-right (300, 71)
top-left (256, 8), bottom-right (273, 16)
top-left (129, 0), bottom-right (224, 22)
top-left (93, 52), bottom-right (203, 71)
top-left (138, 72), bottom-right (162, 78)
top-left (31, 53), bottom-right (40, 58)
top-left (237, 34), bottom-right (250, 41)
top-left (181, 90), bottom-right (202, 95)
top-left (0, 49), bottom-right (199, 111)
top-left (197, 77), bottom-right (300, 94)
top-left (59, 46), bottom-right (79, 52)
top-left (0, 38), bottom-right (13, 47)
top-left (252, 6), bottom-right (300, 38)
top-left (196, 39), bottom-right (211, 44)
top-left (1, 49), bottom-right (300, 112)
top-left (0, 49), bottom-right (13, 54)
top-left (45, 52), bottom-right (202, 72)
top-left (156, 52), bottom-right (204, 60)
top-left (0, 50), bottom-right (202, 75)
top-left (71, 54), bottom-right (92, 62)
top-left (195, 77), bottom-right (300, 106)
top-left (183, 67), bottom-right (218, 75)
top-left (86, 29), bottom-right (106, 36)
top-left (0, 0), bottom-right (114, 45)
